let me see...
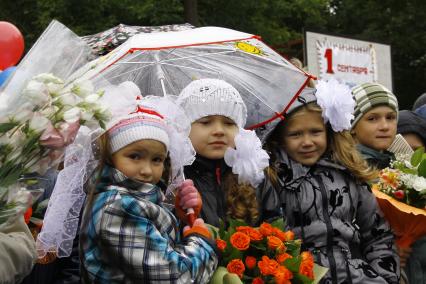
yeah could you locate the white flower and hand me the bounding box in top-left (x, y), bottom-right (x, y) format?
top-left (315, 78), bottom-right (355, 132)
top-left (63, 107), bottom-right (81, 123)
top-left (46, 82), bottom-right (65, 95)
top-left (33, 73), bottom-right (63, 84)
top-left (56, 92), bottom-right (78, 107)
top-left (11, 103), bottom-right (34, 123)
top-left (80, 109), bottom-right (94, 122)
top-left (71, 80), bottom-right (94, 98)
top-left (413, 176), bottom-right (426, 192)
top-left (29, 113), bottom-right (50, 133)
top-left (22, 80), bottom-right (51, 107)
top-left (84, 93), bottom-right (100, 105)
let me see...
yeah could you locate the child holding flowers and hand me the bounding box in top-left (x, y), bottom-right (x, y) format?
top-left (262, 79), bottom-right (400, 283)
top-left (53, 82), bottom-right (218, 283)
top-left (176, 78), bottom-right (272, 227)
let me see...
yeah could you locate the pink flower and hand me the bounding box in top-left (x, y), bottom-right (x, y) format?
top-left (40, 122), bottom-right (65, 149)
top-left (58, 121), bottom-right (80, 146)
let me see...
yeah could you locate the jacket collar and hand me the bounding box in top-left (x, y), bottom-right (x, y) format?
top-left (190, 155), bottom-right (229, 174)
top-left (356, 144), bottom-right (394, 169)
top-left (97, 164), bottom-right (163, 204)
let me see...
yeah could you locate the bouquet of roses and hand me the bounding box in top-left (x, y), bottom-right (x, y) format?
top-left (209, 218), bottom-right (327, 284)
top-left (0, 20), bottom-right (111, 227)
top-left (372, 147), bottom-right (426, 247)
top-left (0, 73), bottom-right (110, 225)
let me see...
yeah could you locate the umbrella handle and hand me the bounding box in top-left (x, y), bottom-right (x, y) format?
top-left (186, 208), bottom-right (195, 227)
top-left (181, 170), bottom-right (195, 227)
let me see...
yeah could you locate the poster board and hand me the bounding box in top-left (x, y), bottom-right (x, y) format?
top-left (304, 31), bottom-right (392, 90)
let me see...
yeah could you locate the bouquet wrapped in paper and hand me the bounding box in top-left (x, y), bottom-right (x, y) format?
top-left (0, 20), bottom-right (110, 227)
top-left (372, 147), bottom-right (426, 248)
top-left (209, 218), bottom-right (328, 284)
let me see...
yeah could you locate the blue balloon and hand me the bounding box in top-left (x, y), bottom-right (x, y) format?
top-left (0, 66), bottom-right (16, 87)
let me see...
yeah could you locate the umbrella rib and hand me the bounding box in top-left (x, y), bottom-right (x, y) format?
top-left (159, 62), bottom-right (220, 75)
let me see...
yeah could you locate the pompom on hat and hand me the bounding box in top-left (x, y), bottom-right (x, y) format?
top-left (351, 82), bottom-right (398, 128)
top-left (177, 78), bottom-right (247, 127)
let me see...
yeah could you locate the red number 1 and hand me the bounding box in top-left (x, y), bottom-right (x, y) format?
top-left (324, 48), bottom-right (334, 74)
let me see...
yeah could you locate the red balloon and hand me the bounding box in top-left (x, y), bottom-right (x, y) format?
top-left (0, 21), bottom-right (24, 70)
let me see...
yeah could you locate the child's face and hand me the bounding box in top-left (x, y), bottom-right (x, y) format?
top-left (281, 111), bottom-right (327, 166)
top-left (111, 139), bottom-right (167, 184)
top-left (352, 106), bottom-right (397, 151)
top-left (189, 115), bottom-right (238, 160)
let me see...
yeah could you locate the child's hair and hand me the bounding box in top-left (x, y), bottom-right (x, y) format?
top-left (224, 173), bottom-right (259, 225)
top-left (265, 103), bottom-right (378, 185)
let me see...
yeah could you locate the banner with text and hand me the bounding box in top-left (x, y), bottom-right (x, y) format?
top-left (316, 39), bottom-right (377, 87)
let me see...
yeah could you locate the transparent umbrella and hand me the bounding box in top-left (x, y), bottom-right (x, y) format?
top-left (76, 26), bottom-right (314, 129)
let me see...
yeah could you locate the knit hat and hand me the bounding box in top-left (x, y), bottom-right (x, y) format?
top-left (351, 82), bottom-right (399, 128)
top-left (397, 110), bottom-right (426, 145)
top-left (413, 92), bottom-right (426, 111)
top-left (177, 78), bottom-right (247, 127)
top-left (107, 108), bottom-right (170, 154)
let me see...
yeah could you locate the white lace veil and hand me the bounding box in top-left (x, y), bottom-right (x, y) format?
top-left (37, 82), bottom-right (195, 258)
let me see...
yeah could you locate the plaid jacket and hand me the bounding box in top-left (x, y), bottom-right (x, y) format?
top-left (80, 166), bottom-right (217, 283)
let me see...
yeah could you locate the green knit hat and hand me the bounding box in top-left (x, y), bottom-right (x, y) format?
top-left (351, 82), bottom-right (398, 128)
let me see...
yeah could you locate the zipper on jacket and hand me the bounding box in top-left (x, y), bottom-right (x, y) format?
top-left (316, 174), bottom-right (339, 284)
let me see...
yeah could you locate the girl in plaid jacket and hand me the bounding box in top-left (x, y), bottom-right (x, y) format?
top-left (80, 84), bottom-right (217, 283)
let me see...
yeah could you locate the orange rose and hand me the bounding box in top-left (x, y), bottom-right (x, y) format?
top-left (274, 265), bottom-right (293, 284)
top-left (276, 253), bottom-right (292, 264)
top-left (258, 255), bottom-right (279, 276)
top-left (259, 222), bottom-right (274, 237)
top-left (227, 259), bottom-right (245, 279)
top-left (252, 277), bottom-right (264, 284)
top-left (272, 227), bottom-right (287, 241)
top-left (237, 226), bottom-right (264, 241)
top-left (245, 255), bottom-right (257, 269)
top-left (299, 251), bottom-right (314, 279)
top-left (230, 232), bottom-right (250, 251)
top-left (283, 231), bottom-right (295, 241)
top-left (267, 236), bottom-right (285, 251)
top-left (216, 239), bottom-right (227, 251)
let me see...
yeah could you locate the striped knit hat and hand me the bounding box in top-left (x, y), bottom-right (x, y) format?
top-left (108, 108), bottom-right (169, 154)
top-left (351, 82), bottom-right (398, 128)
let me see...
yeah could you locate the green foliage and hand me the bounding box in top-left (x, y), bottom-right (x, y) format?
top-left (411, 147), bottom-right (424, 167)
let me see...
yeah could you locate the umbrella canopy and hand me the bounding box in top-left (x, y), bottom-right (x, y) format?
top-left (81, 23), bottom-right (194, 56)
top-left (78, 26), bottom-right (314, 129)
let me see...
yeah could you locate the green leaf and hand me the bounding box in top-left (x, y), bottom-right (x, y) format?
top-left (283, 255), bottom-right (302, 272)
top-left (228, 218), bottom-right (248, 229)
top-left (418, 160), bottom-right (426, 177)
top-left (411, 147), bottom-right (424, 166)
top-left (0, 122), bottom-right (18, 133)
top-left (270, 217), bottom-right (286, 230)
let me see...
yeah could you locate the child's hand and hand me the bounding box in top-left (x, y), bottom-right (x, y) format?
top-left (174, 180), bottom-right (202, 224)
top-left (183, 218), bottom-right (211, 239)
top-left (398, 245), bottom-right (412, 268)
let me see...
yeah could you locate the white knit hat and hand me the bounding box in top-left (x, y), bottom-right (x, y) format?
top-left (177, 78), bottom-right (247, 127)
top-left (107, 110), bottom-right (170, 154)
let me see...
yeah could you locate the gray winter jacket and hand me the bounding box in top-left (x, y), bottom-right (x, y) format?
top-left (261, 150), bottom-right (400, 284)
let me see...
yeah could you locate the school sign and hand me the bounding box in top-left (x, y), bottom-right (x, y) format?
top-left (304, 31), bottom-right (392, 90)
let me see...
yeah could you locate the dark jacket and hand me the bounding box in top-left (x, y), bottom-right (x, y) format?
top-left (357, 144), bottom-right (395, 170)
top-left (267, 150), bottom-right (400, 284)
top-left (184, 156), bottom-right (229, 228)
